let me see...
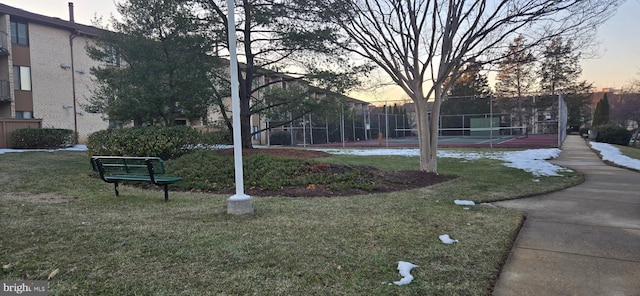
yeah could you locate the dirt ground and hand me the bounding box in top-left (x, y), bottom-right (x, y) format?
top-left (218, 148), bottom-right (455, 197)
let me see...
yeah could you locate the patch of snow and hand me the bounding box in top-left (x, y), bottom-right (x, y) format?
top-left (316, 148), bottom-right (572, 176)
top-left (393, 261), bottom-right (419, 286)
top-left (439, 234), bottom-right (459, 244)
top-left (0, 145), bottom-right (87, 155)
top-left (64, 144), bottom-right (88, 151)
top-left (589, 142), bottom-right (640, 171)
top-left (454, 200), bottom-right (475, 206)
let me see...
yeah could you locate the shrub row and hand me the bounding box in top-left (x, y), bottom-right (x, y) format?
top-left (592, 124), bottom-right (632, 146)
top-left (86, 126), bottom-right (211, 159)
top-left (11, 128), bottom-right (77, 149)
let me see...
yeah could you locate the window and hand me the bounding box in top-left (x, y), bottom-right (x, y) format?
top-left (252, 126), bottom-right (260, 141)
top-left (15, 111), bottom-right (33, 119)
top-left (13, 66), bottom-right (32, 91)
top-left (10, 20), bottom-right (29, 46)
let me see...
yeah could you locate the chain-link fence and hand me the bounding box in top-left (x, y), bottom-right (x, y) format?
top-left (264, 95), bottom-right (565, 146)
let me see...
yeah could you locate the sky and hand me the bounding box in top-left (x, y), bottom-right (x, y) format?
top-left (3, 0), bottom-right (639, 102)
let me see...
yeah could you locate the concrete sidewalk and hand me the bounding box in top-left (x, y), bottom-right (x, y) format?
top-left (492, 135), bottom-right (640, 296)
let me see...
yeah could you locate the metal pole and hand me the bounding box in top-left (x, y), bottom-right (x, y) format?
top-left (309, 114), bottom-right (314, 145)
top-left (226, 0), bottom-right (252, 214)
top-left (490, 95), bottom-right (493, 149)
top-left (385, 103), bottom-right (389, 147)
top-left (352, 109), bottom-right (356, 141)
top-left (558, 92), bottom-right (563, 148)
top-left (363, 109), bottom-right (368, 141)
top-left (325, 116), bottom-right (329, 144)
top-left (341, 108), bottom-right (345, 147)
top-left (302, 120), bottom-right (306, 147)
top-left (394, 113), bottom-right (398, 138)
top-left (289, 112), bottom-right (294, 146)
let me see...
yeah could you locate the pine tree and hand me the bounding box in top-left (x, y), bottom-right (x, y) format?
top-left (87, 0), bottom-right (224, 126)
top-left (538, 36), bottom-right (592, 130)
top-left (495, 35), bottom-right (536, 126)
top-left (442, 62), bottom-right (491, 116)
top-left (495, 35), bottom-right (536, 99)
top-left (592, 93), bottom-right (610, 127)
top-left (447, 62), bottom-right (491, 99)
top-left (539, 37), bottom-right (582, 95)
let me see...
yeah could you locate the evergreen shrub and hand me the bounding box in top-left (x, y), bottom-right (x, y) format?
top-left (579, 127), bottom-right (589, 136)
top-left (593, 124), bottom-right (631, 146)
top-left (11, 128), bottom-right (77, 149)
top-left (86, 126), bottom-right (208, 159)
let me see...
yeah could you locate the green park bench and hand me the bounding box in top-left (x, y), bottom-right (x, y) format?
top-left (91, 156), bottom-right (183, 202)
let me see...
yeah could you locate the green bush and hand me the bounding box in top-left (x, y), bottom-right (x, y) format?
top-left (11, 128), bottom-right (77, 149)
top-left (579, 127), bottom-right (589, 136)
top-left (206, 129), bottom-right (232, 145)
top-left (86, 126), bottom-right (208, 159)
top-left (197, 120), bottom-right (232, 145)
top-left (269, 131), bottom-right (291, 146)
top-left (593, 124), bottom-right (631, 146)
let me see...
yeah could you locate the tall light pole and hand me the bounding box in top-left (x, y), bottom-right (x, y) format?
top-left (226, 0), bottom-right (253, 215)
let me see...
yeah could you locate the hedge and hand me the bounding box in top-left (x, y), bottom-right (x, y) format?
top-left (11, 128), bottom-right (77, 149)
top-left (593, 124), bottom-right (632, 146)
top-left (86, 126), bottom-right (210, 159)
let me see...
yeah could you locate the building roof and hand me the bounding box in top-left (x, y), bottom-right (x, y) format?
top-left (0, 3), bottom-right (102, 37)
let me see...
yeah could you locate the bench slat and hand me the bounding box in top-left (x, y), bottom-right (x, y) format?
top-left (105, 175), bottom-right (183, 184)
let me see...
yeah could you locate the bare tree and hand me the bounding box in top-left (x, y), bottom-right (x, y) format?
top-left (610, 87), bottom-right (640, 130)
top-left (317, 0), bottom-right (623, 172)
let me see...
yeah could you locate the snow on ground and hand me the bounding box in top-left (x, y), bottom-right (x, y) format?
top-left (317, 147), bottom-right (571, 176)
top-left (589, 142), bottom-right (640, 171)
top-left (0, 144), bottom-right (88, 155)
top-left (2, 142), bottom-right (638, 174)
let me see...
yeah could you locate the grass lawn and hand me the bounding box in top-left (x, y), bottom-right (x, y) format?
top-left (615, 144), bottom-right (640, 160)
top-left (0, 150), bottom-right (581, 295)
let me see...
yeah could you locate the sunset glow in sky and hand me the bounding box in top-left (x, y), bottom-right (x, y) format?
top-left (4, 0), bottom-right (639, 103)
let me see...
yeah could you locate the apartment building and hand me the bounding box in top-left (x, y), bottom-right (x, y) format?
top-left (0, 3), bottom-right (109, 144)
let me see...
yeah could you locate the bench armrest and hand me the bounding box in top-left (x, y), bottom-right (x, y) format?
top-left (94, 158), bottom-right (113, 183)
top-left (145, 159), bottom-right (158, 185)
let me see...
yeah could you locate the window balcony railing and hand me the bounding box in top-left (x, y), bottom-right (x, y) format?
top-left (0, 80), bottom-right (10, 101)
top-left (0, 31), bottom-right (8, 56)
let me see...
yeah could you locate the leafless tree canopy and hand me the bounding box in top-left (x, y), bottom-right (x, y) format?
top-left (318, 0), bottom-right (624, 172)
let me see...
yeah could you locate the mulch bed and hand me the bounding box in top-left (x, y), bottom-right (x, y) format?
top-left (215, 148), bottom-right (455, 197)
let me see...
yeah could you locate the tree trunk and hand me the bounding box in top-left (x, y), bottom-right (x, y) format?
top-left (241, 100), bottom-right (253, 149)
top-left (415, 98), bottom-right (435, 172)
top-left (429, 87), bottom-right (445, 173)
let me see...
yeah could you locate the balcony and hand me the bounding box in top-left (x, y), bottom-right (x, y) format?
top-left (0, 32), bottom-right (8, 56)
top-left (0, 80), bottom-right (10, 101)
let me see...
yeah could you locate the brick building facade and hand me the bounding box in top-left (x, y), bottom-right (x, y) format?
top-left (0, 3), bottom-right (109, 142)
